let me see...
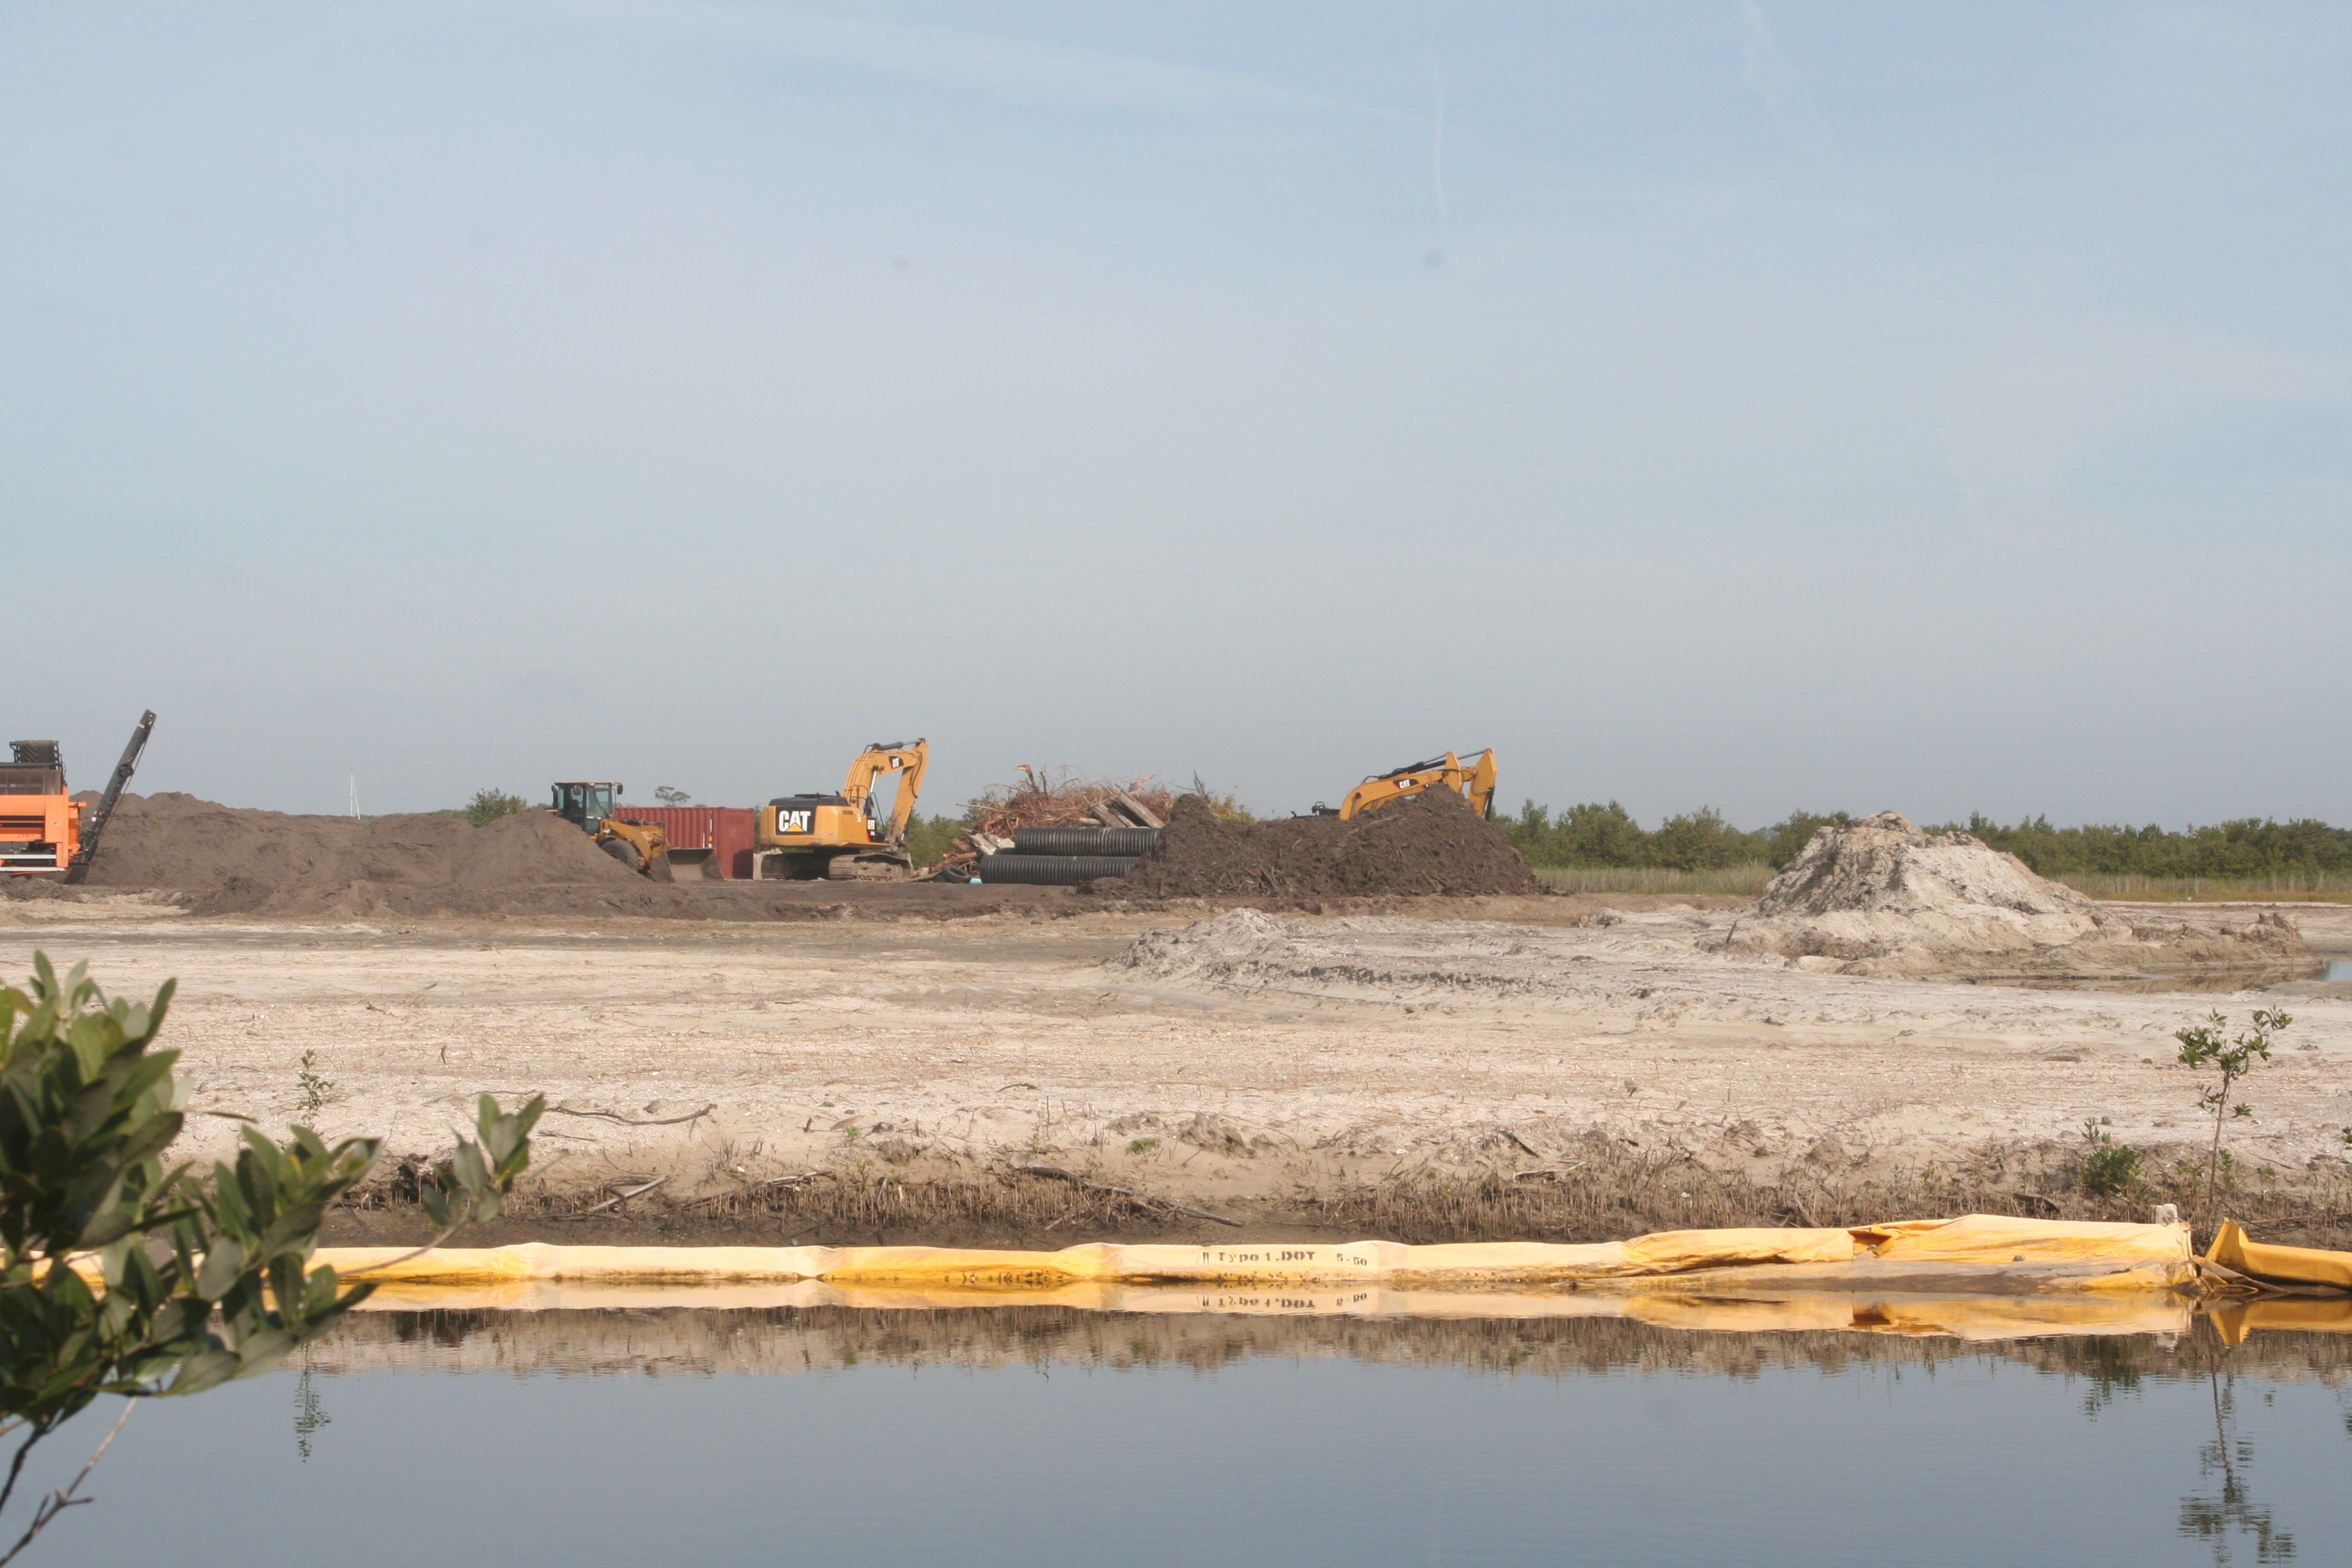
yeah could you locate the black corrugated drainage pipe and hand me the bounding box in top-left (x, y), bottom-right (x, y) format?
top-left (1009, 827), bottom-right (1161, 857)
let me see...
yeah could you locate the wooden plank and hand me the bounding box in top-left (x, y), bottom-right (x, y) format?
top-left (1110, 789), bottom-right (1164, 829)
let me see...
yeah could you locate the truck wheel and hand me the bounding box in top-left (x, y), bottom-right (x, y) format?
top-left (600, 836), bottom-right (639, 870)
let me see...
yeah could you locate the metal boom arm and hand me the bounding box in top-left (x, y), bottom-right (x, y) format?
top-left (63, 710), bottom-right (155, 885)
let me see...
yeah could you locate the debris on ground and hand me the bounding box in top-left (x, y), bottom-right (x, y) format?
top-left (928, 768), bottom-right (1173, 879)
top-left (1119, 785), bottom-right (1541, 900)
top-left (1714, 811), bottom-right (2308, 977)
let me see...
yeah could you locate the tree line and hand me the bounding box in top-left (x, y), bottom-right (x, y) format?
top-left (1501, 802), bottom-right (2352, 879)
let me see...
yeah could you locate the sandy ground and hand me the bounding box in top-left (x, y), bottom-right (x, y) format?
top-left (7, 892), bottom-right (2347, 1218)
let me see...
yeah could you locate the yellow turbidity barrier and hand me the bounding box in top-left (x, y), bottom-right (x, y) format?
top-left (84, 1215), bottom-right (2351, 1339)
top-left (2205, 1220), bottom-right (2352, 1292)
top-left (315, 1215), bottom-right (2197, 1301)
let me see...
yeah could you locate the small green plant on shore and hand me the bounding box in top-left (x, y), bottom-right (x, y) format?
top-left (0, 955), bottom-right (541, 1558)
top-left (296, 1049), bottom-right (332, 1120)
top-left (2076, 1117), bottom-right (2142, 1196)
top-left (2176, 1008), bottom-right (2291, 1217)
top-left (464, 788), bottom-right (528, 828)
top-left (1128, 1138), bottom-right (1160, 1156)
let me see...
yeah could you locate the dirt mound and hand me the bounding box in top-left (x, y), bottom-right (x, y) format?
top-left (1719, 811), bottom-right (2307, 977)
top-left (1757, 810), bottom-right (2100, 923)
top-left (1120, 788), bottom-right (1541, 900)
top-left (65, 794), bottom-right (1091, 922)
top-left (81, 793), bottom-right (655, 917)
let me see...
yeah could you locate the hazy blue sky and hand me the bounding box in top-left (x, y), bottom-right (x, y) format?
top-left (5, 3), bottom-right (2347, 826)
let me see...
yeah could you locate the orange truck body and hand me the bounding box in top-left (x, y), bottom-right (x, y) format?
top-left (0, 743), bottom-right (81, 875)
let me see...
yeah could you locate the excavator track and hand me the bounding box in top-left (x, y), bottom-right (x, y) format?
top-left (825, 849), bottom-right (915, 881)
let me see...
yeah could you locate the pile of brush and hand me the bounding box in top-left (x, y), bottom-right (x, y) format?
top-left (923, 767), bottom-right (1171, 881)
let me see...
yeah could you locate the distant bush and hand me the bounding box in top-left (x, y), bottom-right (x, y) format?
top-left (1932, 814), bottom-right (2352, 880)
top-left (1505, 802), bottom-right (1843, 872)
top-left (1766, 811), bottom-right (1851, 866)
top-left (1188, 775), bottom-right (1256, 826)
top-left (1505, 799), bottom-right (2351, 879)
top-left (903, 814), bottom-right (968, 869)
top-left (466, 788), bottom-right (529, 828)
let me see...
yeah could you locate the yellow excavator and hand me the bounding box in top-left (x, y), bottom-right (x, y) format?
top-left (552, 781), bottom-right (672, 880)
top-left (1328, 748), bottom-right (1499, 821)
top-left (754, 739), bottom-right (928, 880)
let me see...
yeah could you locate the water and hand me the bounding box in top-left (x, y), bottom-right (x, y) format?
top-left (24, 1311), bottom-right (2351, 1567)
top-left (2326, 959), bottom-right (2352, 983)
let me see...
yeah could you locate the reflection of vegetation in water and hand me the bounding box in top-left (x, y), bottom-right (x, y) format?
top-left (292, 1358), bottom-right (331, 1464)
top-left (2071, 1336), bottom-right (2144, 1418)
top-left (2178, 1369), bottom-right (2294, 1564)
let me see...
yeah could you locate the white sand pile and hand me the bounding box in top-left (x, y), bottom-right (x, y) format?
top-left (1716, 812), bottom-right (2306, 977)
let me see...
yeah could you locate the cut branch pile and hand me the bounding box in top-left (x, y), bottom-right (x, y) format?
top-left (924, 766), bottom-right (1173, 879)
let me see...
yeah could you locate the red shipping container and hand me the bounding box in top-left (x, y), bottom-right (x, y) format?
top-left (612, 806), bottom-right (755, 879)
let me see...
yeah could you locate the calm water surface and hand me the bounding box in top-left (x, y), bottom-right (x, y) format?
top-left (31, 1313), bottom-right (2351, 1567)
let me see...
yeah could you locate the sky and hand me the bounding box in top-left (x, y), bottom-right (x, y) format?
top-left (4, 2), bottom-right (2347, 828)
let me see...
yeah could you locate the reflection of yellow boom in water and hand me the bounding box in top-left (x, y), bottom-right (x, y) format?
top-left (1335, 749), bottom-right (1498, 821)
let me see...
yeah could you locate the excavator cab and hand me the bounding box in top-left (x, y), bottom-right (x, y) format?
top-left (551, 780), bottom-right (670, 879)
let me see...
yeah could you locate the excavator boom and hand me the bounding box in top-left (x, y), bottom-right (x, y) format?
top-left (1335, 747), bottom-right (1497, 821)
top-left (841, 739), bottom-right (928, 847)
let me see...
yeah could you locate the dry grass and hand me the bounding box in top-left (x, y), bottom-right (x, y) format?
top-left (1533, 863), bottom-right (1774, 896)
top-left (2057, 872), bottom-right (2352, 904)
top-left (1299, 1134), bottom-right (2352, 1251)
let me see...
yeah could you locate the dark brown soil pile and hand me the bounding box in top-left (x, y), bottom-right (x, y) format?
top-left (82, 793), bottom-right (651, 917)
top-left (63, 794), bottom-right (1082, 922)
top-left (1122, 787), bottom-right (1540, 899)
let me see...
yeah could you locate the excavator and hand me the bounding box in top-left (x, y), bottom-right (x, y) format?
top-left (1325, 748), bottom-right (1499, 821)
top-left (551, 781), bottom-right (672, 880)
top-left (754, 739), bottom-right (928, 881)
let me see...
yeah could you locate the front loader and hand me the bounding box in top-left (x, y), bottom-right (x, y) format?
top-left (551, 781), bottom-right (672, 880)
